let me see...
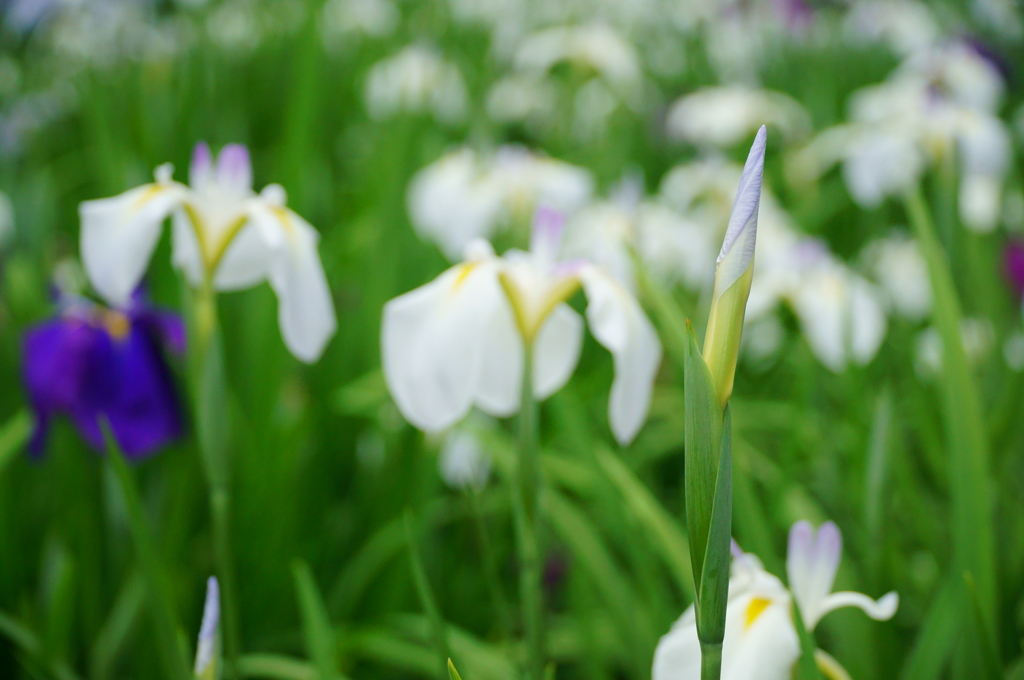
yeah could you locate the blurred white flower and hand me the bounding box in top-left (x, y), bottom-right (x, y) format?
top-left (790, 252), bottom-right (888, 373)
top-left (1004, 331), bottom-right (1024, 372)
top-left (863, 233), bottom-right (932, 321)
top-left (382, 208), bottom-right (661, 445)
top-left (653, 521), bottom-right (897, 680)
top-left (364, 46), bottom-right (469, 125)
top-left (572, 78), bottom-right (619, 142)
top-left (513, 24), bottom-right (642, 95)
top-left (843, 0), bottom-right (940, 57)
top-left (793, 41), bottom-right (1011, 232)
top-left (486, 74), bottom-right (557, 128)
top-left (915, 318), bottom-right (994, 379)
top-left (666, 86), bottom-right (810, 148)
top-left (407, 146), bottom-right (593, 261)
top-left (320, 0), bottom-right (399, 52)
top-left (79, 142), bottom-right (337, 362)
top-left (971, 0), bottom-right (1024, 40)
top-left (438, 417), bottom-right (493, 490)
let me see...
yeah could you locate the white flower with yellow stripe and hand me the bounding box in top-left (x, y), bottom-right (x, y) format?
top-left (382, 206), bottom-right (661, 445)
top-left (79, 142), bottom-right (337, 362)
top-left (652, 521), bottom-right (898, 680)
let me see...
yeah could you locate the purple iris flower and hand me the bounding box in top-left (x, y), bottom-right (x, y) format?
top-left (1006, 240), bottom-right (1024, 299)
top-left (22, 290), bottom-right (185, 460)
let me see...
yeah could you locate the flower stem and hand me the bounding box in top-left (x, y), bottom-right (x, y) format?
top-left (512, 347), bottom-right (544, 680)
top-left (468, 488), bottom-right (512, 639)
top-left (189, 285), bottom-right (241, 680)
top-left (699, 642), bottom-right (722, 680)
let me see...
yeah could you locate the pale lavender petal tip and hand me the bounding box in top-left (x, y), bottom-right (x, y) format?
top-left (531, 204), bottom-right (566, 256)
top-left (816, 521), bottom-right (842, 564)
top-left (190, 142), bottom-right (212, 184)
top-left (199, 576), bottom-right (220, 643)
top-left (718, 126), bottom-right (767, 263)
top-left (216, 144), bottom-right (253, 190)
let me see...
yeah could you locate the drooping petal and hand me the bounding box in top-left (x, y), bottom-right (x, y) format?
top-left (532, 302), bottom-right (584, 400)
top-left (194, 576), bottom-right (220, 680)
top-left (246, 204), bottom-right (337, 362)
top-left (212, 221), bottom-right (273, 291)
top-left (80, 178), bottom-right (185, 306)
top-left (787, 521), bottom-right (842, 629)
top-left (382, 256), bottom-right (502, 431)
top-left (817, 590), bottom-right (899, 623)
top-left (472, 291), bottom-right (523, 417)
top-left (579, 267), bottom-right (661, 445)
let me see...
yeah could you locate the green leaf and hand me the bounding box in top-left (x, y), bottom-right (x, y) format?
top-left (899, 576), bottom-right (958, 680)
top-left (683, 320), bottom-right (723, 605)
top-left (0, 410), bottom-right (31, 477)
top-left (103, 423), bottom-right (191, 680)
top-left (963, 573), bottom-right (1001, 680)
top-left (237, 654), bottom-right (317, 680)
top-left (90, 569), bottom-right (146, 680)
top-left (447, 659), bottom-right (463, 680)
top-left (595, 448), bottom-right (694, 600)
top-left (291, 561), bottom-right (340, 680)
top-left (695, 406), bottom-right (731, 646)
top-left (402, 509), bottom-right (451, 678)
top-left (792, 593), bottom-right (823, 680)
top-left (904, 188), bottom-right (995, 643)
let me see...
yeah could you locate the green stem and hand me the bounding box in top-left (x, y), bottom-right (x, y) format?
top-left (903, 187), bottom-right (995, 640)
top-left (189, 284), bottom-right (241, 680)
top-left (512, 348), bottom-right (544, 680)
top-left (699, 642), bottom-right (722, 680)
top-left (468, 489), bottom-right (512, 639)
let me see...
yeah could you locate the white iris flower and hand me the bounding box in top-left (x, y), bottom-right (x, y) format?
top-left (79, 142), bottom-right (337, 363)
top-left (382, 207), bottom-right (661, 445)
top-left (653, 521), bottom-right (898, 680)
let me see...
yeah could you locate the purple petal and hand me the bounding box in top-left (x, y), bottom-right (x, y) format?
top-left (216, 144), bottom-right (252, 195)
top-left (191, 141), bottom-right (213, 188)
top-left (21, 309), bottom-right (183, 460)
top-left (1005, 240), bottom-right (1024, 297)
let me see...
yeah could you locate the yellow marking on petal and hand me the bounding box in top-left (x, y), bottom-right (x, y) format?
top-left (132, 184), bottom-right (165, 211)
top-left (453, 262), bottom-right (480, 292)
top-left (102, 310), bottom-right (131, 341)
top-left (498, 270), bottom-right (580, 343)
top-left (270, 205), bottom-right (294, 235)
top-left (744, 597), bottom-right (771, 630)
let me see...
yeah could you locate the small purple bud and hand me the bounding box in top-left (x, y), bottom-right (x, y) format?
top-left (1005, 240), bottom-right (1024, 297)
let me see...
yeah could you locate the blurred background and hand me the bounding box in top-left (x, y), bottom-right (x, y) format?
top-left (1, 0), bottom-right (1024, 678)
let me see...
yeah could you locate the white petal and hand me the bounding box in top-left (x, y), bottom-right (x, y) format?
top-left (959, 173), bottom-right (1002, 233)
top-left (213, 222), bottom-right (273, 290)
top-left (382, 261), bottom-right (501, 431)
top-left (473, 293), bottom-right (523, 417)
top-left (532, 303), bottom-right (584, 400)
top-left (171, 209), bottom-right (205, 287)
top-left (248, 204), bottom-right (337, 362)
top-left (579, 267), bottom-right (661, 445)
top-left (787, 521), bottom-right (842, 630)
top-left (651, 607), bottom-right (701, 680)
top-left (848, 276), bottom-right (887, 366)
top-left (818, 590), bottom-right (899, 623)
top-left (80, 183), bottom-right (184, 306)
top-left (724, 597), bottom-right (800, 680)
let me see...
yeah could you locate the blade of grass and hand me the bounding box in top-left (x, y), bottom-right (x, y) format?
top-left (104, 424), bottom-right (190, 680)
top-left (237, 654), bottom-right (317, 680)
top-left (291, 560), bottom-right (341, 680)
top-left (899, 575), bottom-right (959, 680)
top-left (90, 568), bottom-right (146, 680)
top-left (904, 188), bottom-right (995, 638)
top-left (0, 410), bottom-right (30, 477)
top-left (595, 447), bottom-right (694, 601)
top-left (403, 509), bottom-right (451, 678)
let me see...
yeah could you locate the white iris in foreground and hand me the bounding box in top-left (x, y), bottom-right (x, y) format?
top-left (652, 521), bottom-right (898, 680)
top-left (79, 142), bottom-right (337, 362)
top-left (382, 207), bottom-right (661, 445)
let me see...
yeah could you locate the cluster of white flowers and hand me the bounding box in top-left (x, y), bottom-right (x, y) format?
top-left (407, 145), bottom-right (594, 260)
top-left (364, 45), bottom-right (470, 125)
